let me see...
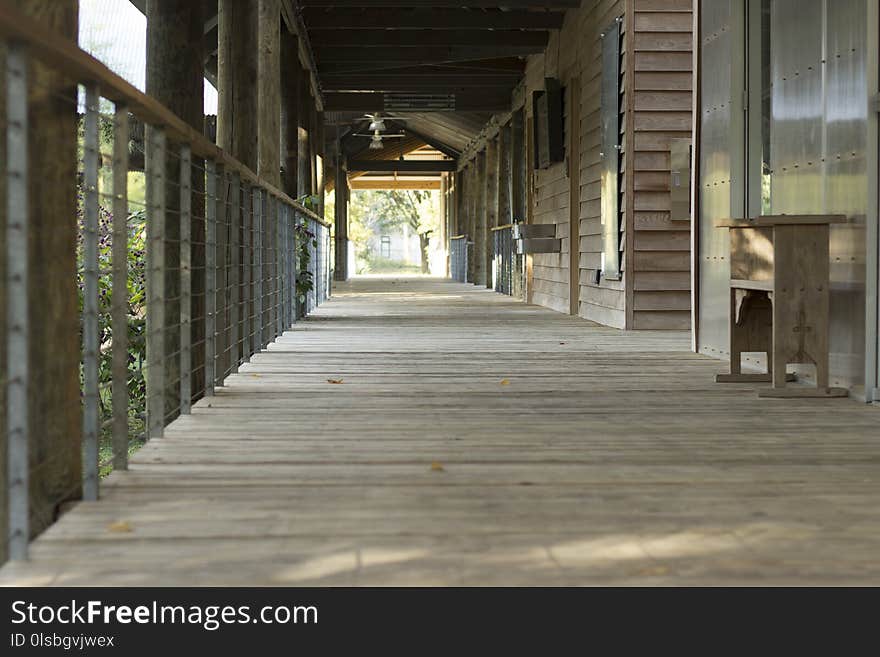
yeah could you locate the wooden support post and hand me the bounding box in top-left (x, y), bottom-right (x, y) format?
top-left (218, 0), bottom-right (258, 171)
top-left (498, 122), bottom-right (512, 226)
top-left (568, 76), bottom-right (581, 316)
top-left (334, 148), bottom-right (349, 281)
top-left (146, 0), bottom-right (206, 408)
top-left (298, 70), bottom-right (312, 198)
top-left (0, 0), bottom-right (82, 555)
top-left (485, 138), bottom-right (499, 289)
top-left (258, 0), bottom-right (281, 187)
top-left (316, 111), bottom-right (325, 217)
top-left (281, 31), bottom-right (300, 199)
top-left (474, 151), bottom-right (488, 287)
top-left (440, 174), bottom-right (449, 277)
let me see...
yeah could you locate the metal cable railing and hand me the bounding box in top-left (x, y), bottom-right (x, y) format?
top-left (0, 7), bottom-right (332, 561)
top-left (450, 235), bottom-right (470, 283)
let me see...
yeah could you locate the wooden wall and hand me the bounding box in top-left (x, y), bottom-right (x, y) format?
top-left (629, 0), bottom-right (693, 330)
top-left (456, 0), bottom-right (693, 330)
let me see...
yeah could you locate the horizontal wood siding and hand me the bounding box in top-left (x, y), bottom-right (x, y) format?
top-left (457, 0), bottom-right (693, 330)
top-left (630, 0), bottom-right (693, 329)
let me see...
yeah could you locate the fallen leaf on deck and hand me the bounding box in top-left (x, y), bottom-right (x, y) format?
top-left (327, 379), bottom-right (344, 385)
top-left (107, 521), bottom-right (133, 534)
top-left (250, 374), bottom-right (261, 378)
top-left (430, 462), bottom-right (445, 472)
top-left (500, 379), bottom-right (511, 386)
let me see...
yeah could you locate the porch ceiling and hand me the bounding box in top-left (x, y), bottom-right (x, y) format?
top-left (299, 2), bottom-right (573, 156)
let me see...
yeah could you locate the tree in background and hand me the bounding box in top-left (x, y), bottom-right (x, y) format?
top-left (349, 190), bottom-right (439, 274)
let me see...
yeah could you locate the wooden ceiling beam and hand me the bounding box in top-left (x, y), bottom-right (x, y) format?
top-left (322, 76), bottom-right (518, 90)
top-left (301, 8), bottom-right (566, 30)
top-left (323, 92), bottom-right (510, 113)
top-left (348, 160), bottom-right (457, 173)
top-left (315, 45), bottom-right (544, 63)
top-left (318, 58), bottom-right (526, 75)
top-left (308, 28), bottom-right (549, 48)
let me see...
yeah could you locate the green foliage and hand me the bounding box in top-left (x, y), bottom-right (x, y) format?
top-left (294, 220), bottom-right (318, 303)
top-left (77, 198), bottom-right (148, 475)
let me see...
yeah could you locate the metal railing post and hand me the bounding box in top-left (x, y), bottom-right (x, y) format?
top-left (229, 173), bottom-right (240, 373)
top-left (204, 159), bottom-right (216, 396)
top-left (111, 105), bottom-right (130, 471)
top-left (145, 126), bottom-right (167, 440)
top-left (5, 42), bottom-right (30, 560)
top-left (277, 198), bottom-right (284, 336)
top-left (179, 144), bottom-right (193, 414)
top-left (241, 184), bottom-right (252, 361)
top-left (82, 84), bottom-right (101, 500)
top-left (291, 210), bottom-right (298, 324)
top-left (215, 165), bottom-right (227, 386)
top-left (254, 188), bottom-right (263, 351)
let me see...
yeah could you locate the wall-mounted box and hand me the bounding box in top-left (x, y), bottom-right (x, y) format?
top-left (513, 224), bottom-right (556, 240)
top-left (517, 238), bottom-right (562, 255)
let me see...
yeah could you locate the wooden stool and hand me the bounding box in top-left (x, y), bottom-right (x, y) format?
top-left (714, 215), bottom-right (848, 398)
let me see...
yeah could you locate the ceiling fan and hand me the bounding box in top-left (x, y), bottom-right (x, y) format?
top-left (354, 113), bottom-right (407, 150)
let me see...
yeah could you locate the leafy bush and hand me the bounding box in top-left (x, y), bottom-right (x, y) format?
top-left (77, 199), bottom-right (148, 474)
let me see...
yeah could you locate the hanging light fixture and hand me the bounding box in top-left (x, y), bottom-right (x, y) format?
top-left (368, 118), bottom-right (387, 132)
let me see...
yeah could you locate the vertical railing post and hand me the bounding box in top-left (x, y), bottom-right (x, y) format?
top-left (215, 166), bottom-right (227, 386)
top-left (204, 159), bottom-right (216, 396)
top-left (179, 144), bottom-right (193, 414)
top-left (254, 188), bottom-right (263, 352)
top-left (82, 84), bottom-right (101, 500)
top-left (241, 184), bottom-right (251, 362)
top-left (291, 210), bottom-right (298, 324)
top-left (229, 173), bottom-right (240, 373)
top-left (111, 105), bottom-right (130, 471)
top-left (276, 198), bottom-right (284, 336)
top-left (5, 42), bottom-right (29, 560)
top-left (145, 126), bottom-right (167, 440)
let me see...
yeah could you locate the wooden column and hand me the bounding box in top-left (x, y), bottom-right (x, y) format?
top-left (474, 151), bottom-right (488, 287)
top-left (1, 0), bottom-right (81, 552)
top-left (297, 70), bottom-right (311, 198)
top-left (568, 76), bottom-right (581, 316)
top-left (316, 111), bottom-right (325, 217)
top-left (218, 0), bottom-right (258, 171)
top-left (281, 32), bottom-right (300, 198)
top-left (334, 146), bottom-right (348, 281)
top-left (465, 164), bottom-right (475, 283)
top-left (257, 0), bottom-right (281, 187)
top-left (146, 0), bottom-right (206, 415)
top-left (498, 122), bottom-right (512, 226)
top-left (439, 174), bottom-right (449, 277)
top-left (485, 138), bottom-right (499, 289)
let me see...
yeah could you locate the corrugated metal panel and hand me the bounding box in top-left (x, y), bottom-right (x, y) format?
top-left (697, 0), bottom-right (746, 360)
top-left (769, 0), bottom-right (868, 392)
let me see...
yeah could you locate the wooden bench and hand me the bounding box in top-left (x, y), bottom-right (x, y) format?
top-left (714, 215), bottom-right (848, 398)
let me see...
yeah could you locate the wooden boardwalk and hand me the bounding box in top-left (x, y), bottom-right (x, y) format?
top-left (2, 276), bottom-right (879, 586)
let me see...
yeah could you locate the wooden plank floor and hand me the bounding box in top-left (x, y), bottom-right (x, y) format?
top-left (2, 276), bottom-right (880, 586)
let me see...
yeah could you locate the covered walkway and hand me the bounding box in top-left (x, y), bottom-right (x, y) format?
top-left (2, 277), bottom-right (879, 586)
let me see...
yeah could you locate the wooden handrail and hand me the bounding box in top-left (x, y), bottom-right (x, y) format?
top-left (0, 2), bottom-right (331, 229)
top-left (490, 223), bottom-right (515, 232)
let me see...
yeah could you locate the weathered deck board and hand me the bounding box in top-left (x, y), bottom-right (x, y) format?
top-left (2, 276), bottom-right (879, 586)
